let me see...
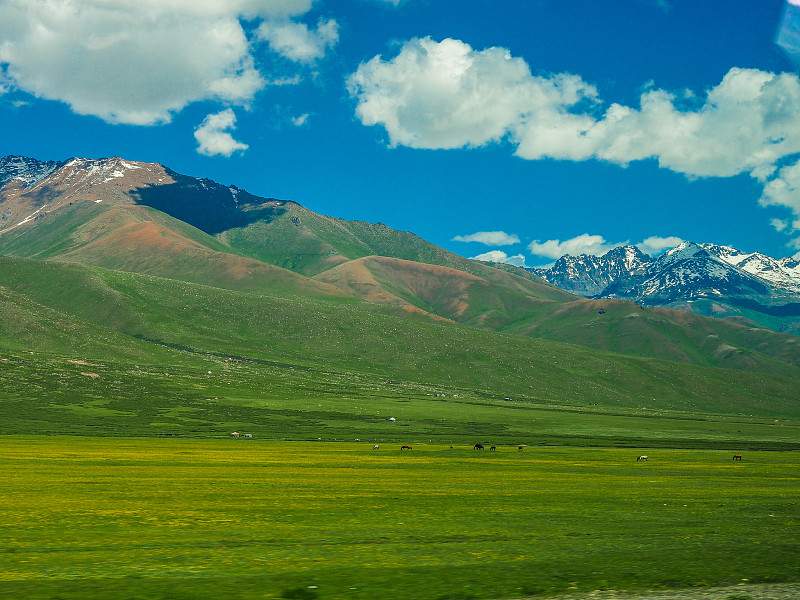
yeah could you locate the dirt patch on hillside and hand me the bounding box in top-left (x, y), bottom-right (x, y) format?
top-left (527, 582), bottom-right (800, 600)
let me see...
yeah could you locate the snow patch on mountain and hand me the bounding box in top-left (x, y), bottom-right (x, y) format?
top-left (0, 155), bottom-right (63, 188)
top-left (537, 242), bottom-right (800, 307)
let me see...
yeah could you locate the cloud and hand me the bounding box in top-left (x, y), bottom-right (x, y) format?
top-left (194, 109), bottom-right (248, 157)
top-left (349, 37), bottom-right (800, 181)
top-left (760, 158), bottom-right (800, 244)
top-left (471, 250), bottom-right (527, 267)
top-left (291, 113), bottom-right (310, 126)
top-left (347, 37), bottom-right (599, 150)
top-left (0, 0), bottom-right (316, 125)
top-left (349, 37), bottom-right (800, 241)
top-left (771, 218), bottom-right (790, 232)
top-left (636, 236), bottom-right (684, 256)
top-left (778, 0), bottom-right (800, 71)
top-left (518, 68), bottom-right (800, 180)
top-left (452, 231), bottom-right (520, 245)
top-left (527, 234), bottom-right (628, 259)
top-left (266, 75), bottom-right (303, 86)
top-left (257, 18), bottom-right (339, 63)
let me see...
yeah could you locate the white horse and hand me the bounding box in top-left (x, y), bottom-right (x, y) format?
top-left (637, 455), bottom-right (648, 461)
top-left (373, 445), bottom-right (380, 450)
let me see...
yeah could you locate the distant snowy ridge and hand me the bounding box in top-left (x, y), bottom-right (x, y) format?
top-left (703, 243), bottom-right (800, 294)
top-left (531, 241), bottom-right (800, 306)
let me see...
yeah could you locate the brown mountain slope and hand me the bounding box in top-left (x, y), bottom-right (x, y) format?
top-left (0, 197), bottom-right (347, 298)
top-left (0, 157), bottom-right (170, 234)
top-left (219, 201), bottom-right (576, 304)
top-left (60, 219), bottom-right (345, 297)
top-left (316, 255), bottom-right (586, 328)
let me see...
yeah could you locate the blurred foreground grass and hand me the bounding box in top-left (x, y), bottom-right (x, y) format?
top-left (0, 438), bottom-right (798, 600)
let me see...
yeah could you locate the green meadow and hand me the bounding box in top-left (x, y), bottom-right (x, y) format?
top-left (0, 438), bottom-right (798, 600)
top-left (1, 254), bottom-right (800, 599)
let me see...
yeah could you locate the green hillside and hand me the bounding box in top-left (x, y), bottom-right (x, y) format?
top-left (1, 255), bottom-right (799, 446)
top-left (4, 190), bottom-right (800, 378)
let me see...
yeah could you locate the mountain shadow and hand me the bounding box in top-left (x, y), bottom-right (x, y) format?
top-left (130, 168), bottom-right (288, 235)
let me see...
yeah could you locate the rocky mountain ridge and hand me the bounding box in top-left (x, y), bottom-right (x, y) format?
top-left (6, 154), bottom-right (800, 369)
top-left (532, 241), bottom-right (800, 332)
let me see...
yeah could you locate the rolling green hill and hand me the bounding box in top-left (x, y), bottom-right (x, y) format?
top-left (2, 156), bottom-right (800, 443)
top-left (2, 254), bottom-right (800, 426)
top-left (5, 185), bottom-right (800, 376)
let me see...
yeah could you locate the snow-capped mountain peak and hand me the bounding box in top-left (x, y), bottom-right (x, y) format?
top-left (536, 241), bottom-right (800, 307)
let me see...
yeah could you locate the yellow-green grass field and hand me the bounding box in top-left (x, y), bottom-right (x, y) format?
top-left (0, 437), bottom-right (798, 600)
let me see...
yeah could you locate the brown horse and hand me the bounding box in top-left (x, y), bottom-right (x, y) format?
top-left (401, 445), bottom-right (412, 451)
top-left (733, 454), bottom-right (743, 461)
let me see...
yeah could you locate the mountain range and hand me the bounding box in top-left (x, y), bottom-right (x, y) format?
top-left (3, 154), bottom-right (800, 428)
top-left (531, 243), bottom-right (800, 334)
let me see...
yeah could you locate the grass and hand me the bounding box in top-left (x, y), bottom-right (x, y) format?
top-left (3, 255), bottom-right (800, 427)
top-left (1, 346), bottom-right (799, 447)
top-left (0, 438), bottom-right (798, 600)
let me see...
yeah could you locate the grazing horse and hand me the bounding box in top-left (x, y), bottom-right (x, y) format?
top-left (373, 445), bottom-right (380, 450)
top-left (518, 446), bottom-right (523, 452)
top-left (637, 455), bottom-right (648, 462)
top-left (733, 454), bottom-right (743, 461)
top-left (401, 445), bottom-right (412, 451)
top-left (489, 446), bottom-right (496, 452)
top-left (474, 443), bottom-right (484, 450)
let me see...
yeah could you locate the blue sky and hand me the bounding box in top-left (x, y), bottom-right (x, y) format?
top-left (2, 0), bottom-right (800, 266)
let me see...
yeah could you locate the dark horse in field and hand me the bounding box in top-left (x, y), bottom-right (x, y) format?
top-left (733, 454), bottom-right (743, 461)
top-left (474, 443), bottom-right (484, 450)
top-left (401, 445), bottom-right (412, 450)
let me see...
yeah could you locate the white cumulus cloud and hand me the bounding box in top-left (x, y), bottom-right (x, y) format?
top-left (527, 234), bottom-right (628, 259)
top-left (257, 18), bottom-right (339, 63)
top-left (349, 37), bottom-right (800, 236)
top-left (636, 236), bottom-right (684, 256)
top-left (194, 109), bottom-right (248, 157)
top-left (349, 37), bottom-right (800, 180)
top-left (471, 250), bottom-right (527, 267)
top-left (760, 158), bottom-right (800, 253)
top-left (452, 231), bottom-right (520, 245)
top-left (517, 68), bottom-right (800, 179)
top-left (0, 0), bottom-right (317, 125)
top-left (347, 37), bottom-right (599, 150)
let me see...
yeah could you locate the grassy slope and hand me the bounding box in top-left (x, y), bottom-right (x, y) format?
top-left (220, 203), bottom-right (574, 301)
top-left (1, 256), bottom-right (800, 445)
top-left (313, 255), bottom-right (562, 328)
top-left (0, 201), bottom-right (347, 297)
top-left (502, 297), bottom-right (800, 375)
top-left (7, 196), bottom-right (800, 378)
top-left (214, 207), bottom-right (800, 372)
